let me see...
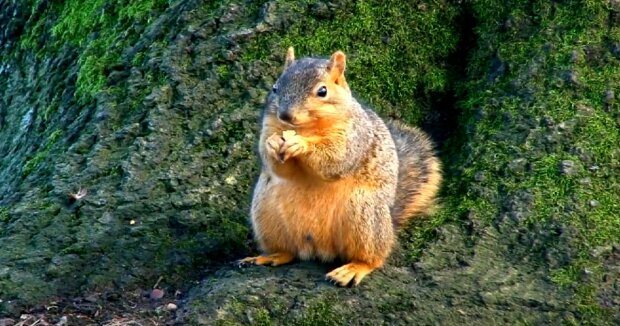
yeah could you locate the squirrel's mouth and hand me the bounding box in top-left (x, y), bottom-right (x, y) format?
top-left (277, 114), bottom-right (307, 127)
top-left (277, 117), bottom-right (298, 127)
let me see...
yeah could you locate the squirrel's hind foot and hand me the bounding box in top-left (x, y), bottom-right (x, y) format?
top-left (236, 252), bottom-right (295, 267)
top-left (326, 262), bottom-right (376, 287)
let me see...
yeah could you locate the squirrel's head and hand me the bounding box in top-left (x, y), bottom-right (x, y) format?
top-left (266, 47), bottom-right (353, 127)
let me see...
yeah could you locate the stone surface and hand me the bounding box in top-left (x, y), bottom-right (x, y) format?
top-left (0, 0), bottom-right (618, 324)
top-left (176, 219), bottom-right (575, 324)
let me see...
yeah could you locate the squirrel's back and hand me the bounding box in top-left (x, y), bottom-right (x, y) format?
top-left (388, 121), bottom-right (442, 226)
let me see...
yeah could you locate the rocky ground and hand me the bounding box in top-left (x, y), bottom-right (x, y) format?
top-left (0, 0), bottom-right (618, 324)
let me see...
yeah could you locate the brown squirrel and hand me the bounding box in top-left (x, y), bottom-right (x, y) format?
top-left (239, 48), bottom-right (442, 286)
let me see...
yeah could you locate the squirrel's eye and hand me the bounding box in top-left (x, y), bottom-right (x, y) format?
top-left (272, 85), bottom-right (277, 94)
top-left (317, 85), bottom-right (327, 97)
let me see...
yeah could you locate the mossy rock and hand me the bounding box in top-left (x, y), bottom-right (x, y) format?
top-left (0, 0), bottom-right (619, 323)
top-left (176, 221), bottom-right (577, 325)
top-left (0, 0), bottom-right (459, 316)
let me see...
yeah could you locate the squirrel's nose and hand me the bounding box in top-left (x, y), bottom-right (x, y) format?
top-left (277, 110), bottom-right (293, 123)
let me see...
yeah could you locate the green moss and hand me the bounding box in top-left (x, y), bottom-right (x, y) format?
top-left (292, 299), bottom-right (345, 326)
top-left (22, 152), bottom-right (46, 177)
top-left (19, 0), bottom-right (170, 101)
top-left (119, 0), bottom-right (168, 22)
top-left (76, 46), bottom-right (120, 100)
top-left (216, 65), bottom-right (231, 80)
top-left (50, 0), bottom-right (107, 45)
top-left (253, 308), bottom-right (274, 326)
top-left (434, 0), bottom-right (620, 322)
top-left (0, 207), bottom-right (9, 223)
top-left (21, 128), bottom-right (63, 177)
top-left (242, 0), bottom-right (460, 124)
top-left (42, 98), bottom-right (60, 122)
top-left (131, 50), bottom-right (146, 66)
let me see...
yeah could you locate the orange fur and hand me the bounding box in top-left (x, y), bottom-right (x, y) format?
top-left (239, 252), bottom-right (295, 266)
top-left (325, 261), bottom-right (378, 286)
top-left (261, 112), bottom-right (350, 181)
top-left (250, 86), bottom-right (387, 270)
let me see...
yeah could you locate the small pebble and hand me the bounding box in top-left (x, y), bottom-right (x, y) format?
top-left (567, 71), bottom-right (580, 86)
top-left (557, 122), bottom-right (568, 131)
top-left (165, 303), bottom-right (178, 311)
top-left (84, 295), bottom-right (98, 303)
top-left (542, 116), bottom-right (555, 127)
top-left (150, 288), bottom-right (165, 300)
top-left (570, 50), bottom-right (580, 62)
top-left (578, 177), bottom-right (591, 185)
top-left (589, 200), bottom-right (599, 207)
top-left (55, 316), bottom-right (68, 326)
top-left (576, 104), bottom-right (594, 117)
top-left (604, 89), bottom-right (615, 104)
top-left (560, 160), bottom-right (575, 175)
top-left (508, 158), bottom-right (527, 173)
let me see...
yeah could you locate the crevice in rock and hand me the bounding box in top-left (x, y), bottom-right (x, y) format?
top-left (421, 4), bottom-right (477, 157)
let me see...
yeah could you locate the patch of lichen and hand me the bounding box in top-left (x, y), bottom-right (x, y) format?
top-left (437, 0), bottom-right (620, 322)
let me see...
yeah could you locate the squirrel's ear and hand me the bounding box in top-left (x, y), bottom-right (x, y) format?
top-left (327, 51), bottom-right (349, 90)
top-left (284, 47), bottom-right (295, 69)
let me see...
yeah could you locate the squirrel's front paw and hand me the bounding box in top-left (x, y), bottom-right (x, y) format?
top-left (266, 133), bottom-right (285, 162)
top-left (280, 130), bottom-right (308, 162)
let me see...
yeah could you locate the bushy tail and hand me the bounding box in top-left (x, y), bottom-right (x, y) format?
top-left (387, 121), bottom-right (442, 228)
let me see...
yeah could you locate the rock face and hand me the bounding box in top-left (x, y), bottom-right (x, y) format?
top-left (0, 0), bottom-right (619, 323)
top-left (175, 224), bottom-right (575, 325)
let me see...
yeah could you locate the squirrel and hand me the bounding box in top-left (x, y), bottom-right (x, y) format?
top-left (239, 48), bottom-right (442, 286)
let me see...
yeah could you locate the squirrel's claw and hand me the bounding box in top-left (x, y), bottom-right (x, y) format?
top-left (236, 253), bottom-right (295, 268)
top-left (235, 257), bottom-right (257, 268)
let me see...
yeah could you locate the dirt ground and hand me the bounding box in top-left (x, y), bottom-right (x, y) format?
top-left (0, 290), bottom-right (176, 326)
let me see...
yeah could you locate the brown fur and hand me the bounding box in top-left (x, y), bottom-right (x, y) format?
top-left (388, 121), bottom-right (443, 227)
top-left (241, 49), bottom-right (441, 286)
